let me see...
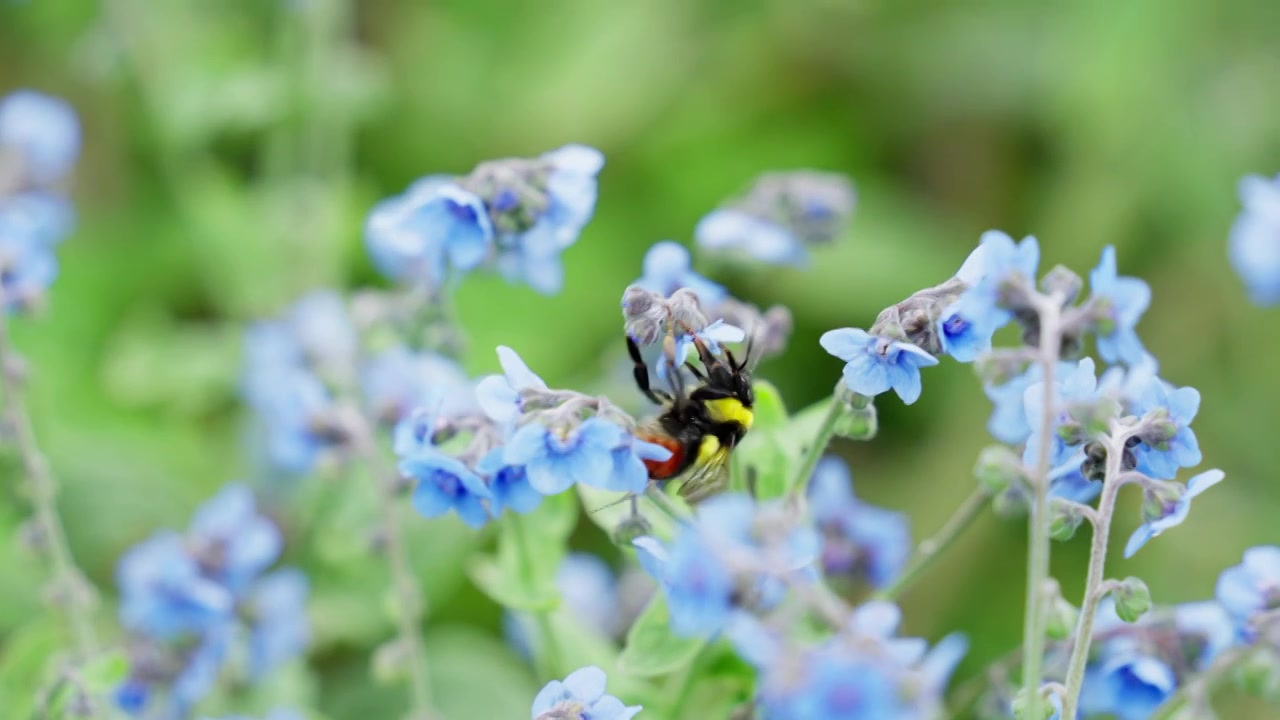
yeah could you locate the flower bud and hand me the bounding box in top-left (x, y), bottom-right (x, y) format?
top-left (833, 385), bottom-right (877, 440)
top-left (1237, 647), bottom-right (1280, 701)
top-left (1140, 481), bottom-right (1184, 524)
top-left (666, 288), bottom-right (708, 333)
top-left (1113, 576), bottom-right (1152, 623)
top-left (975, 445), bottom-right (1024, 494)
top-left (1040, 264), bottom-right (1082, 305)
top-left (1011, 688), bottom-right (1056, 720)
top-left (1068, 397), bottom-right (1122, 439)
top-left (1045, 594), bottom-right (1079, 641)
top-left (1048, 499), bottom-right (1086, 542)
top-left (992, 487), bottom-right (1029, 518)
top-left (622, 286), bottom-right (667, 346)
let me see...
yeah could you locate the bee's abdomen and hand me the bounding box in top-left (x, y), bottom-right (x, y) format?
top-left (636, 432), bottom-right (689, 480)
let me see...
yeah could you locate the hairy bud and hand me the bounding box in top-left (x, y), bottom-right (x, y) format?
top-left (1113, 576), bottom-right (1153, 623)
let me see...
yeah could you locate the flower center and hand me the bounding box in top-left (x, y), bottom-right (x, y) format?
top-left (942, 313), bottom-right (968, 337)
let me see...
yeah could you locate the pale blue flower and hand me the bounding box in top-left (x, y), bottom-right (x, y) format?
top-left (820, 328), bottom-right (938, 404)
top-left (807, 457), bottom-right (909, 588)
top-left (503, 418), bottom-right (624, 495)
top-left (364, 176), bottom-right (493, 286)
top-left (476, 345), bottom-right (548, 425)
top-left (1132, 378), bottom-right (1202, 480)
top-left (1124, 469), bottom-right (1225, 558)
top-left (476, 447), bottom-right (543, 516)
top-left (632, 240), bottom-right (727, 304)
top-left (0, 90), bottom-right (81, 184)
top-left (531, 666), bottom-right (641, 720)
top-left (1089, 245), bottom-right (1151, 365)
top-left (401, 447), bottom-right (492, 527)
top-left (1229, 173), bottom-right (1280, 305)
top-left (116, 532), bottom-right (234, 639)
top-left (1022, 358), bottom-right (1099, 470)
top-left (247, 568), bottom-right (309, 675)
top-left (953, 230), bottom-right (1040, 337)
top-left (362, 345), bottom-right (475, 424)
top-left (1215, 545), bottom-right (1280, 636)
top-left (187, 484), bottom-right (283, 593)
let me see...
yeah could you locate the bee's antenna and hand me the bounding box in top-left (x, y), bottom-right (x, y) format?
top-left (588, 492), bottom-right (637, 514)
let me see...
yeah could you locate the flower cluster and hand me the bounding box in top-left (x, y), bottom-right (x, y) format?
top-left (365, 145), bottom-right (604, 295)
top-left (696, 170), bottom-right (856, 267)
top-left (392, 345), bottom-right (671, 528)
top-left (1230, 172), bottom-right (1280, 305)
top-left (114, 485), bottom-right (309, 718)
top-left (0, 90), bottom-right (81, 311)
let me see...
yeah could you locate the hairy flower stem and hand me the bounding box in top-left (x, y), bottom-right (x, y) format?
top-left (1022, 296), bottom-right (1063, 719)
top-left (0, 308), bottom-right (98, 659)
top-left (873, 486), bottom-right (990, 601)
top-left (507, 513), bottom-right (561, 679)
top-left (1060, 433), bottom-right (1125, 719)
top-left (787, 394), bottom-right (847, 501)
top-left (364, 445), bottom-right (437, 719)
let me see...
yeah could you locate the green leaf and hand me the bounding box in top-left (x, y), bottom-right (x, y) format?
top-left (749, 379), bottom-right (788, 431)
top-left (469, 493), bottom-right (579, 611)
top-left (81, 650), bottom-right (129, 694)
top-left (426, 625), bottom-right (540, 720)
top-left (618, 595), bottom-right (706, 677)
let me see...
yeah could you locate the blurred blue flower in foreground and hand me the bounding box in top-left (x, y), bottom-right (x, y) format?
top-left (366, 144), bottom-right (604, 294)
top-left (1087, 245), bottom-right (1151, 366)
top-left (1215, 545), bottom-right (1280, 638)
top-left (1229, 172), bottom-right (1280, 305)
top-left (807, 456), bottom-right (910, 588)
top-left (1080, 642), bottom-right (1176, 720)
top-left (0, 89), bottom-right (81, 185)
top-left (632, 240), bottom-right (727, 305)
top-left (531, 666), bottom-right (641, 720)
top-left (115, 484), bottom-right (308, 718)
top-left (819, 327), bottom-right (938, 404)
top-left (1124, 468), bottom-right (1225, 557)
top-left (696, 170), bottom-right (855, 266)
top-left (401, 445), bottom-right (493, 528)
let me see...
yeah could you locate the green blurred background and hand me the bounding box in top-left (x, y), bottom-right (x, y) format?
top-left (2, 0), bottom-right (1279, 717)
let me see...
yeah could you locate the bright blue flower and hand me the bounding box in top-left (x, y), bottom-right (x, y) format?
top-left (186, 484), bottom-right (282, 594)
top-left (1215, 545), bottom-right (1280, 636)
top-left (476, 345), bottom-right (548, 425)
top-left (531, 666), bottom-right (641, 720)
top-left (1132, 378), bottom-right (1202, 480)
top-left (1079, 645), bottom-right (1176, 720)
top-left (936, 304), bottom-right (992, 362)
top-left (756, 648), bottom-right (904, 720)
top-left (476, 447), bottom-right (543, 516)
top-left (1022, 358), bottom-right (1099, 470)
top-left (0, 90), bottom-right (81, 185)
top-left (362, 345), bottom-right (475, 424)
top-left (1124, 469), bottom-right (1225, 558)
top-left (1088, 245), bottom-right (1151, 365)
top-left (820, 328), bottom-right (939, 404)
top-left (984, 363), bottom-right (1046, 445)
top-left (633, 533), bottom-right (734, 638)
top-left (114, 678), bottom-right (149, 716)
top-left (807, 457), bottom-right (910, 588)
top-left (1050, 465), bottom-right (1102, 504)
top-left (117, 531), bottom-right (234, 639)
top-left (364, 176), bottom-right (493, 286)
top-left (953, 230), bottom-right (1040, 337)
top-left (1229, 173), bottom-right (1280, 305)
top-left (247, 568), bottom-right (310, 675)
top-left (1174, 601), bottom-right (1236, 668)
top-left (503, 418), bottom-right (623, 495)
top-left (401, 446), bottom-right (493, 528)
top-left (633, 240), bottom-right (727, 304)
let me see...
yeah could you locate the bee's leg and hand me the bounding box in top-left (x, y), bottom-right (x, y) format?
top-left (627, 335), bottom-right (672, 405)
top-left (684, 362), bottom-right (707, 382)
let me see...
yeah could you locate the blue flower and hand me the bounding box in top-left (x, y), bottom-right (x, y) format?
top-left (756, 648), bottom-right (904, 720)
top-left (1215, 546), bottom-right (1280, 636)
top-left (1050, 465), bottom-right (1102, 504)
top-left (364, 176), bottom-right (493, 286)
top-left (820, 328), bottom-right (939, 404)
top-left (246, 568), bottom-right (310, 675)
top-left (632, 241), bottom-right (727, 304)
top-left (0, 90), bottom-right (81, 185)
top-left (117, 532), bottom-right (234, 639)
top-left (1124, 469), bottom-right (1225, 558)
top-left (0, 206), bottom-right (59, 309)
top-left (953, 230), bottom-right (1040, 337)
top-left (936, 304), bottom-right (992, 362)
top-left (490, 144), bottom-right (605, 295)
top-left (1229, 173), bottom-right (1280, 305)
top-left (401, 446), bottom-right (493, 528)
top-left (1088, 245), bottom-right (1151, 365)
top-left (696, 208), bottom-right (807, 266)
top-left (1132, 378), bottom-right (1201, 480)
top-left (476, 447), bottom-right (543, 516)
top-left (633, 533), bottom-right (734, 638)
top-left (186, 484), bottom-right (283, 594)
top-left (1022, 357), bottom-right (1099, 470)
top-left (0, 191), bottom-right (75, 245)
top-left (531, 666), bottom-right (641, 720)
top-left (1174, 601), bottom-right (1236, 668)
top-left (248, 368), bottom-right (336, 475)
top-left (476, 345), bottom-right (548, 425)
top-left (1079, 644), bottom-right (1176, 720)
top-left (503, 418), bottom-right (623, 495)
top-left (807, 457), bottom-right (910, 588)
top-left (362, 345), bottom-right (475, 424)
top-left (171, 625), bottom-right (232, 716)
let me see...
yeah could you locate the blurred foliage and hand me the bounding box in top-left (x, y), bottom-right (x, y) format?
top-left (2, 0), bottom-right (1280, 717)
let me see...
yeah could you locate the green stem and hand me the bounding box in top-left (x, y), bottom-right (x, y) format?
top-left (507, 513), bottom-right (561, 680)
top-left (1060, 433), bottom-right (1124, 718)
top-left (873, 485), bottom-right (990, 601)
top-left (1021, 297), bottom-right (1063, 719)
top-left (787, 392), bottom-right (847, 500)
top-left (365, 446), bottom-right (436, 718)
top-left (0, 307), bottom-right (98, 660)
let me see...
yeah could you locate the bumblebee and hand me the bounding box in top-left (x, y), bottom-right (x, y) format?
top-left (626, 333), bottom-right (754, 502)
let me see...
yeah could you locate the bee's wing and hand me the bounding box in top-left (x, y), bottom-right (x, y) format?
top-left (676, 444), bottom-right (732, 503)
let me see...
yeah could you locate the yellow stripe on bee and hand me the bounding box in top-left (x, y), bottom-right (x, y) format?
top-left (704, 398), bottom-right (754, 430)
top-left (696, 435), bottom-right (722, 464)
